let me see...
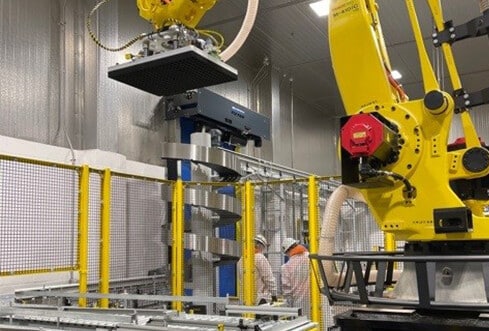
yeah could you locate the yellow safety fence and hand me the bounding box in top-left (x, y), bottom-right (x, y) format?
top-left (1, 154), bottom-right (390, 329)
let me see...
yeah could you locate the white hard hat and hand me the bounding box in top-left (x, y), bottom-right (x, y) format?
top-left (254, 234), bottom-right (269, 247)
top-left (282, 237), bottom-right (299, 253)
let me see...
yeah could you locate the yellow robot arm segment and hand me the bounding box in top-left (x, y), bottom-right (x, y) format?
top-left (137, 0), bottom-right (217, 30)
top-left (427, 0), bottom-right (481, 150)
top-left (332, 0), bottom-right (489, 242)
top-left (329, 0), bottom-right (406, 116)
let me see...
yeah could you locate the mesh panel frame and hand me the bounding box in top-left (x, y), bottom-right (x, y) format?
top-left (0, 159), bottom-right (78, 275)
top-left (0, 157), bottom-right (169, 308)
top-left (318, 179), bottom-right (387, 327)
top-left (87, 172), bottom-right (101, 284)
top-left (108, 175), bottom-right (169, 308)
top-left (181, 181), bottom-right (241, 315)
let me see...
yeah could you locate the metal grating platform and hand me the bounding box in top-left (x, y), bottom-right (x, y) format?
top-left (108, 45), bottom-right (238, 96)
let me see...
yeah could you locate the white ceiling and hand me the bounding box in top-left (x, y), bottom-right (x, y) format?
top-left (200, 0), bottom-right (489, 116)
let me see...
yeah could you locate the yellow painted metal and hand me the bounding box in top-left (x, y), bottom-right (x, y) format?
top-left (0, 267), bottom-right (76, 277)
top-left (171, 180), bottom-right (177, 308)
top-left (78, 165), bottom-right (90, 308)
top-left (384, 232), bottom-right (396, 252)
top-left (236, 184), bottom-right (243, 301)
top-left (137, 0), bottom-right (216, 30)
top-left (0, 154), bottom-right (78, 170)
top-left (405, 0), bottom-right (439, 93)
top-left (329, 0), bottom-right (399, 115)
top-left (308, 176), bottom-right (322, 328)
top-left (243, 181), bottom-right (255, 311)
top-left (330, 0), bottom-right (489, 242)
top-left (427, 0), bottom-right (481, 149)
top-left (99, 169), bottom-right (111, 308)
top-left (171, 178), bottom-right (184, 311)
top-left (383, 232), bottom-right (398, 272)
top-left (110, 170), bottom-right (171, 184)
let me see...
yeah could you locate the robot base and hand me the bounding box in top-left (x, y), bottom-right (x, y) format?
top-left (335, 307), bottom-right (489, 331)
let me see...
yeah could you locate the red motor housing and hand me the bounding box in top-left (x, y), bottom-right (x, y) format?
top-left (341, 112), bottom-right (398, 162)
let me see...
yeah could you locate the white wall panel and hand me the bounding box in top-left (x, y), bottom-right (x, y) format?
top-left (0, 0), bottom-right (340, 175)
top-left (291, 97), bottom-right (339, 176)
top-left (0, 0), bottom-right (58, 144)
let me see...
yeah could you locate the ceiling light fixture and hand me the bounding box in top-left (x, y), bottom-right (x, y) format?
top-left (309, 0), bottom-right (330, 17)
top-left (391, 70), bottom-right (402, 80)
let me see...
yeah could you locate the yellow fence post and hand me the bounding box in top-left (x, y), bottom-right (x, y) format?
top-left (236, 183), bottom-right (243, 301)
top-left (243, 181), bottom-right (255, 309)
top-left (172, 178), bottom-right (184, 311)
top-left (78, 165), bottom-right (89, 307)
top-left (99, 169), bottom-right (111, 308)
top-left (308, 176), bottom-right (322, 328)
top-left (384, 232), bottom-right (396, 252)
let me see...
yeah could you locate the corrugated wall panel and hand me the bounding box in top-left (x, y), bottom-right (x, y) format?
top-left (273, 69), bottom-right (293, 167)
top-left (208, 56), bottom-right (252, 108)
top-left (95, 0), bottom-right (122, 153)
top-left (271, 67), bottom-right (339, 175)
top-left (292, 97), bottom-right (338, 176)
top-left (1, 0), bottom-right (337, 176)
top-left (0, 0), bottom-right (58, 144)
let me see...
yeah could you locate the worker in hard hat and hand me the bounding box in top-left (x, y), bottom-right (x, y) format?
top-left (237, 234), bottom-right (278, 304)
top-left (280, 237), bottom-right (310, 317)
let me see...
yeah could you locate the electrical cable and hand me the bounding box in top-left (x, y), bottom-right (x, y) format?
top-left (197, 29), bottom-right (225, 49)
top-left (87, 0), bottom-right (147, 52)
top-left (360, 165), bottom-right (416, 199)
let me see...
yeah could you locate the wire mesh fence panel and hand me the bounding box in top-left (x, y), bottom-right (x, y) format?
top-left (243, 180), bottom-right (311, 320)
top-left (255, 183), bottom-right (283, 293)
top-left (87, 172), bottom-right (101, 286)
top-left (125, 179), bottom-right (167, 280)
top-left (0, 159), bottom-right (78, 275)
top-left (317, 179), bottom-right (389, 328)
top-left (109, 175), bottom-right (168, 308)
top-left (110, 176), bottom-right (129, 280)
top-left (182, 181), bottom-right (240, 314)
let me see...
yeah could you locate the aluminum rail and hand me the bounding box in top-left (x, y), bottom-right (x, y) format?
top-left (15, 291), bottom-right (230, 304)
top-left (1, 305), bottom-right (317, 331)
top-left (161, 142), bottom-right (313, 180)
top-left (217, 147), bottom-right (312, 178)
top-left (15, 275), bottom-right (167, 298)
top-left (0, 306), bottom-right (133, 326)
top-left (225, 304), bottom-right (302, 317)
top-left (257, 317), bottom-right (318, 331)
top-left (0, 325), bottom-right (59, 331)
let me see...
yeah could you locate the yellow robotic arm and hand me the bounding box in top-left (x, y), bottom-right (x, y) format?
top-left (331, 0), bottom-right (489, 242)
top-left (137, 0), bottom-right (217, 30)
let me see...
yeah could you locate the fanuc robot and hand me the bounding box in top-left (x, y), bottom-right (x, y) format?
top-left (89, 0), bottom-right (258, 96)
top-left (311, 0), bottom-right (489, 329)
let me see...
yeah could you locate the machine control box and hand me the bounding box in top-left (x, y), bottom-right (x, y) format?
top-left (165, 88), bottom-right (270, 146)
